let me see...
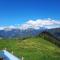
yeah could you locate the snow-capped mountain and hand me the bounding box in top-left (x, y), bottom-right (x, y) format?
top-left (0, 26), bottom-right (60, 39)
top-left (0, 26), bottom-right (46, 38)
top-left (0, 19), bottom-right (60, 38)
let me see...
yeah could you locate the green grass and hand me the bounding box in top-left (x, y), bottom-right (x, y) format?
top-left (0, 37), bottom-right (60, 60)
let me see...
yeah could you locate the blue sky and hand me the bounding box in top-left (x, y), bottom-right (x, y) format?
top-left (0, 0), bottom-right (60, 26)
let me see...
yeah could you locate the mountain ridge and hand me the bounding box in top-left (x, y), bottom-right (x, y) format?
top-left (0, 27), bottom-right (60, 39)
top-left (39, 31), bottom-right (60, 47)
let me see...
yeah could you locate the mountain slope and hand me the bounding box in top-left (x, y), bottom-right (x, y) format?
top-left (39, 31), bottom-right (60, 47)
top-left (47, 28), bottom-right (60, 40)
top-left (0, 27), bottom-right (60, 39)
top-left (0, 36), bottom-right (60, 60)
top-left (0, 28), bottom-right (46, 38)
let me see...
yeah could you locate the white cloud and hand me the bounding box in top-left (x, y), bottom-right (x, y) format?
top-left (0, 25), bottom-right (17, 31)
top-left (0, 18), bottom-right (60, 30)
top-left (0, 26), bottom-right (5, 30)
top-left (20, 18), bottom-right (60, 30)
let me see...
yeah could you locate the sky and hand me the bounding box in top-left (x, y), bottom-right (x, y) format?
top-left (0, 0), bottom-right (60, 27)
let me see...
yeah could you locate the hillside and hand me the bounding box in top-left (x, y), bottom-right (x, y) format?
top-left (0, 36), bottom-right (60, 60)
top-left (47, 28), bottom-right (60, 40)
top-left (39, 31), bottom-right (60, 47)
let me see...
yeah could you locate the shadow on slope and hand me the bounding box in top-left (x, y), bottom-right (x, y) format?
top-left (39, 31), bottom-right (60, 47)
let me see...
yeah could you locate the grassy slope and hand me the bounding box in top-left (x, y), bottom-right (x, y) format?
top-left (0, 37), bottom-right (60, 60)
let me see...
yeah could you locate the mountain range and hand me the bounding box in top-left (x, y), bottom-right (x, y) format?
top-left (0, 27), bottom-right (46, 38)
top-left (0, 26), bottom-right (60, 39)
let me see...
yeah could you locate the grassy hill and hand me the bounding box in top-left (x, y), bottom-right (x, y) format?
top-left (0, 36), bottom-right (60, 60)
